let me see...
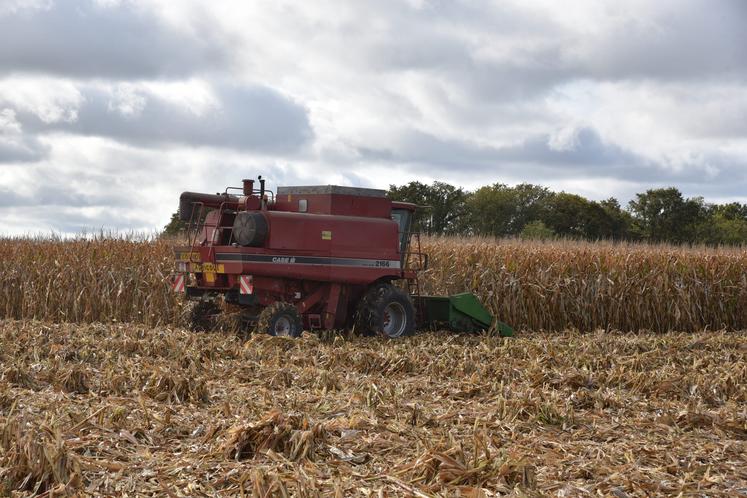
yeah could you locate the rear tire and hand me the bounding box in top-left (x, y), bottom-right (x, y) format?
top-left (354, 283), bottom-right (388, 336)
top-left (257, 302), bottom-right (303, 338)
top-left (356, 284), bottom-right (415, 338)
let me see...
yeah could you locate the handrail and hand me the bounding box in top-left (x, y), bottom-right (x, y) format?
top-left (185, 199), bottom-right (240, 255)
top-left (186, 202), bottom-right (205, 249)
top-left (223, 186), bottom-right (275, 203)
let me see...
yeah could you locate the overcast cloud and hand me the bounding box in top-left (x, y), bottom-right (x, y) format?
top-left (0, 0), bottom-right (746, 234)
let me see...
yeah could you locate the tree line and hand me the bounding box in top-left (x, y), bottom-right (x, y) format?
top-left (389, 181), bottom-right (747, 245)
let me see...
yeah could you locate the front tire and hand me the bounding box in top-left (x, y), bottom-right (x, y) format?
top-left (257, 302), bottom-right (303, 338)
top-left (356, 284), bottom-right (415, 338)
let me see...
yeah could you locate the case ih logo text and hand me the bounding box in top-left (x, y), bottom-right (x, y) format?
top-left (272, 256), bottom-right (297, 264)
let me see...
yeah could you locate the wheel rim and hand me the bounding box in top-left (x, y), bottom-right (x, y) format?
top-left (382, 302), bottom-right (406, 337)
top-left (274, 316), bottom-right (293, 336)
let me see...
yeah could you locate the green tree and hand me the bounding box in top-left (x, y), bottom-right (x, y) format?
top-left (628, 188), bottom-right (706, 243)
top-left (466, 183), bottom-right (551, 236)
top-left (709, 202), bottom-right (747, 222)
top-left (702, 216), bottom-right (747, 245)
top-left (388, 181), bottom-right (468, 235)
top-left (542, 193), bottom-right (634, 240)
top-left (542, 192), bottom-right (592, 238)
top-left (598, 198), bottom-right (633, 240)
top-left (511, 183), bottom-right (552, 233)
top-left (464, 183), bottom-right (515, 236)
top-left (696, 202), bottom-right (747, 245)
top-left (162, 211), bottom-right (186, 237)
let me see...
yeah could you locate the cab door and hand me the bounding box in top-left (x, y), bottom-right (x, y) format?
top-left (391, 208), bottom-right (413, 265)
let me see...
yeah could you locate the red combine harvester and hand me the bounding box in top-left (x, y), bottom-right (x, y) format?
top-left (172, 177), bottom-right (511, 338)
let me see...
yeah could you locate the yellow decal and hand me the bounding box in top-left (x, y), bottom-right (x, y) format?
top-left (179, 252), bottom-right (200, 262)
top-left (287, 194), bottom-right (292, 202)
top-left (204, 272), bottom-right (216, 283)
top-left (191, 262), bottom-right (224, 274)
top-left (190, 262), bottom-right (224, 273)
top-left (321, 230), bottom-right (332, 240)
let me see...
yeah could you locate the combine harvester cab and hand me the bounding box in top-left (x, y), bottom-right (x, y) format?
top-left (171, 176), bottom-right (512, 338)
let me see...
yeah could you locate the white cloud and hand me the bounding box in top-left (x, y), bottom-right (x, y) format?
top-left (108, 84), bottom-right (147, 117)
top-left (0, 77), bottom-right (82, 123)
top-left (0, 108), bottom-right (49, 162)
top-left (0, 77), bottom-right (312, 153)
top-left (0, 109), bottom-right (22, 134)
top-left (1, 0), bottom-right (747, 234)
top-left (0, 0), bottom-right (52, 16)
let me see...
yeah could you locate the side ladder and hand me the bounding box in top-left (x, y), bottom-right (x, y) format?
top-left (405, 232), bottom-right (427, 324)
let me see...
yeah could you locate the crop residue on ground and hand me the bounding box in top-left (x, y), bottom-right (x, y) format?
top-left (1, 321), bottom-right (745, 496)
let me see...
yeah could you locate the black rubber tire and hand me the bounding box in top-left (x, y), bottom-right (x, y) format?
top-left (189, 301), bottom-right (221, 332)
top-left (355, 284), bottom-right (415, 338)
top-left (233, 212), bottom-right (268, 247)
top-left (257, 302), bottom-right (303, 338)
top-left (354, 283), bottom-right (389, 336)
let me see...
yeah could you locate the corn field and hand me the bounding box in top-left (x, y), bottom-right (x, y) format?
top-left (420, 237), bottom-right (747, 332)
top-left (0, 237), bottom-right (179, 326)
top-left (1, 236), bottom-right (745, 332)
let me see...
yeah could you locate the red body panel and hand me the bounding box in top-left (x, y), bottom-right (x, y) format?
top-left (274, 193), bottom-right (391, 217)
top-left (264, 211), bottom-right (399, 260)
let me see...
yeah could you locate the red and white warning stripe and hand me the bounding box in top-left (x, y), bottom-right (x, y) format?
top-left (239, 275), bottom-right (253, 295)
top-left (172, 274), bottom-right (185, 293)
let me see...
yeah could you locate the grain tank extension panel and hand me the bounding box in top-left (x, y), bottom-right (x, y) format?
top-left (418, 293), bottom-right (514, 336)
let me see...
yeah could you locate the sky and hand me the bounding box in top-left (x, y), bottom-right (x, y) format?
top-left (1, 0), bottom-right (746, 234)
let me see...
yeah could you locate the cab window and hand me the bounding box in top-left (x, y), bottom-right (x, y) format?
top-left (391, 208), bottom-right (412, 256)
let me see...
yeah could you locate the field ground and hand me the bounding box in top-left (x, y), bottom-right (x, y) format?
top-left (1, 321), bottom-right (745, 496)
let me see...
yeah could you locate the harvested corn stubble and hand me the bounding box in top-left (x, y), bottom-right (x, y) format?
top-left (0, 320), bottom-right (745, 496)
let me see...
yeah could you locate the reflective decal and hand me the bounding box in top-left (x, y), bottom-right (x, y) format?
top-left (172, 274), bottom-right (185, 293)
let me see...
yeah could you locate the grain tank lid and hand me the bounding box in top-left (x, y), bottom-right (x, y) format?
top-left (277, 185), bottom-right (386, 198)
